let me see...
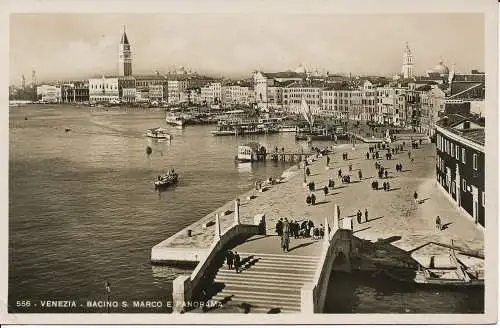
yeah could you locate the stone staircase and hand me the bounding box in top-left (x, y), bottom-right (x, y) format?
top-left (207, 252), bottom-right (320, 313)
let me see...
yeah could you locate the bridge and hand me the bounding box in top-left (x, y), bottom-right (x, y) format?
top-left (172, 202), bottom-right (353, 314)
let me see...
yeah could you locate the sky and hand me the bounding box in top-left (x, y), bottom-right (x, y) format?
top-left (9, 13), bottom-right (485, 85)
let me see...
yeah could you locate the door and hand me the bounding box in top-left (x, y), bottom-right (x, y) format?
top-left (471, 186), bottom-right (479, 224)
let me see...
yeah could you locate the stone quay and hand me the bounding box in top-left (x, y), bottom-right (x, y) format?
top-left (151, 140), bottom-right (484, 273)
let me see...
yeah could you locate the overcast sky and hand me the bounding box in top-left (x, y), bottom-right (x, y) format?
top-left (10, 13), bottom-right (484, 84)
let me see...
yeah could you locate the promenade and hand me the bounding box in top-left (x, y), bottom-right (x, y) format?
top-left (153, 140), bottom-right (484, 272)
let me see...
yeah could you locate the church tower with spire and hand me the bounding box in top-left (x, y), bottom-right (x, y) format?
top-left (401, 42), bottom-right (414, 79)
top-left (118, 26), bottom-right (132, 76)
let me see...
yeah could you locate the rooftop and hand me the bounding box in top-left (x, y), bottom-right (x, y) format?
top-left (436, 113), bottom-right (485, 146)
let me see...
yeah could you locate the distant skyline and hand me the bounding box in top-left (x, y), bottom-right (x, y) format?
top-left (10, 13), bottom-right (484, 85)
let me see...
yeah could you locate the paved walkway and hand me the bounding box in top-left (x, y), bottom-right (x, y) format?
top-left (159, 140), bottom-right (483, 271)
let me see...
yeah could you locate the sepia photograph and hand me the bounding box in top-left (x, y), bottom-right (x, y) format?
top-left (2, 0), bottom-right (498, 325)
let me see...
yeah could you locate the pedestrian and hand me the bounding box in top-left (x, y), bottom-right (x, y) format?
top-left (234, 252), bottom-right (241, 273)
top-left (306, 167), bottom-right (311, 176)
top-left (408, 150), bottom-right (411, 159)
top-left (366, 152), bottom-right (370, 160)
top-left (358, 170), bottom-right (363, 180)
top-left (383, 182), bottom-right (387, 191)
top-left (365, 209), bottom-right (368, 222)
top-left (311, 193), bottom-right (316, 205)
top-left (356, 210), bottom-right (361, 224)
top-left (338, 169), bottom-right (342, 178)
top-left (384, 170), bottom-right (388, 179)
top-left (281, 218), bottom-right (290, 252)
top-left (435, 216), bottom-right (442, 231)
top-left (414, 191), bottom-right (418, 204)
top-left (276, 218), bottom-right (283, 236)
top-left (226, 250), bottom-right (234, 270)
top-left (323, 186), bottom-right (329, 198)
top-left (386, 181), bottom-right (390, 191)
top-left (349, 164), bottom-right (353, 172)
top-left (326, 156), bottom-right (330, 166)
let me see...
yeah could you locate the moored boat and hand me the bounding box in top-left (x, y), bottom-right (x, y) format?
top-left (166, 113), bottom-right (185, 127)
top-left (236, 142), bottom-right (267, 162)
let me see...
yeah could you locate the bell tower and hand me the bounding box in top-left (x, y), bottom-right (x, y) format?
top-left (118, 25), bottom-right (132, 76)
top-left (401, 42), bottom-right (414, 79)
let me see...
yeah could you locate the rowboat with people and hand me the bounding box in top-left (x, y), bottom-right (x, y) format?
top-left (154, 169), bottom-right (179, 189)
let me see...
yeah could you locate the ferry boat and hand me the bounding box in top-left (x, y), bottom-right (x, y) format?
top-left (236, 142), bottom-right (267, 162)
top-left (166, 113), bottom-right (185, 127)
top-left (145, 127), bottom-right (171, 140)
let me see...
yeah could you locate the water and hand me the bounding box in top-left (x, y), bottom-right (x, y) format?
top-left (8, 105), bottom-right (483, 313)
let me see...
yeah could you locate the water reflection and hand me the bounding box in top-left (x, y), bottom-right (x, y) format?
top-left (236, 162), bottom-right (252, 173)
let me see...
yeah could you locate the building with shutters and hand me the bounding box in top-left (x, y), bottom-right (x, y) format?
top-left (435, 113), bottom-right (485, 227)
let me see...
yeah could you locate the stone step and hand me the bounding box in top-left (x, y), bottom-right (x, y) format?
top-left (217, 282), bottom-right (302, 293)
top-left (218, 268), bottom-right (315, 279)
top-left (212, 297), bottom-right (300, 312)
top-left (240, 256), bottom-right (320, 266)
top-left (215, 274), bottom-right (313, 284)
top-left (214, 300), bottom-right (299, 313)
top-left (238, 252), bottom-right (320, 261)
top-left (214, 291), bottom-right (301, 305)
top-left (219, 265), bottom-right (316, 275)
top-left (218, 288), bottom-right (300, 299)
top-left (214, 277), bottom-right (307, 289)
top-left (237, 262), bottom-right (317, 271)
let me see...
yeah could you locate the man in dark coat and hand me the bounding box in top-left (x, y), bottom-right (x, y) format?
top-left (226, 250), bottom-right (234, 270)
top-left (234, 252), bottom-right (241, 273)
top-left (276, 218), bottom-right (283, 236)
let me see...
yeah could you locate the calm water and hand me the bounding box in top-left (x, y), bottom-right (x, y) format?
top-left (9, 105), bottom-right (483, 313)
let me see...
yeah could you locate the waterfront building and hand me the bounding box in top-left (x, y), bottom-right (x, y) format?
top-left (167, 78), bottom-right (189, 104)
top-left (118, 26), bottom-right (132, 76)
top-left (401, 42), bottom-right (415, 79)
top-left (221, 84), bottom-right (253, 106)
top-left (118, 76), bottom-right (136, 102)
top-left (121, 88), bottom-right (136, 103)
top-left (282, 81), bottom-right (323, 115)
top-left (60, 83), bottom-right (75, 103)
top-left (200, 82), bottom-right (222, 105)
top-left (36, 84), bottom-right (60, 103)
top-left (74, 81), bottom-right (89, 103)
top-left (149, 84), bottom-right (167, 102)
top-left (253, 71), bottom-right (305, 110)
top-left (88, 76), bottom-right (119, 103)
top-left (360, 80), bottom-right (378, 122)
top-left (435, 113), bottom-right (485, 227)
top-left (419, 85), bottom-right (446, 136)
top-left (376, 86), bottom-right (406, 125)
top-left (187, 87), bottom-right (201, 105)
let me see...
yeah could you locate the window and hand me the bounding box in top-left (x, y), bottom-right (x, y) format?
top-left (455, 145), bottom-right (460, 160)
top-left (462, 148), bottom-right (466, 164)
top-left (482, 191), bottom-right (485, 207)
top-left (451, 142), bottom-right (454, 157)
top-left (462, 178), bottom-right (467, 192)
top-left (473, 154), bottom-right (478, 170)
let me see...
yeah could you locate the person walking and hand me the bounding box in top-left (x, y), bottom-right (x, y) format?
top-left (386, 181), bottom-right (390, 191)
top-left (435, 216), bottom-right (442, 231)
top-left (358, 170), bottom-right (363, 180)
top-left (281, 218), bottom-right (291, 252)
top-left (413, 191), bottom-right (419, 204)
top-left (234, 252), bottom-right (241, 273)
top-left (364, 209), bottom-right (368, 222)
top-left (326, 156), bottom-right (330, 166)
top-left (408, 150), bottom-right (411, 159)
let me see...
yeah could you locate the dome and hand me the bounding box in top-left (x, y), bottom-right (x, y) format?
top-left (294, 64), bottom-right (306, 74)
top-left (432, 60), bottom-right (449, 75)
top-left (176, 66), bottom-right (187, 75)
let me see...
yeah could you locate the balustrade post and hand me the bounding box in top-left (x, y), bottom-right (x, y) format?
top-left (214, 213), bottom-right (221, 241)
top-left (234, 199), bottom-right (240, 225)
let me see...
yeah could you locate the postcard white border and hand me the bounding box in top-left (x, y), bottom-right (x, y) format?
top-left (0, 0), bottom-right (497, 325)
